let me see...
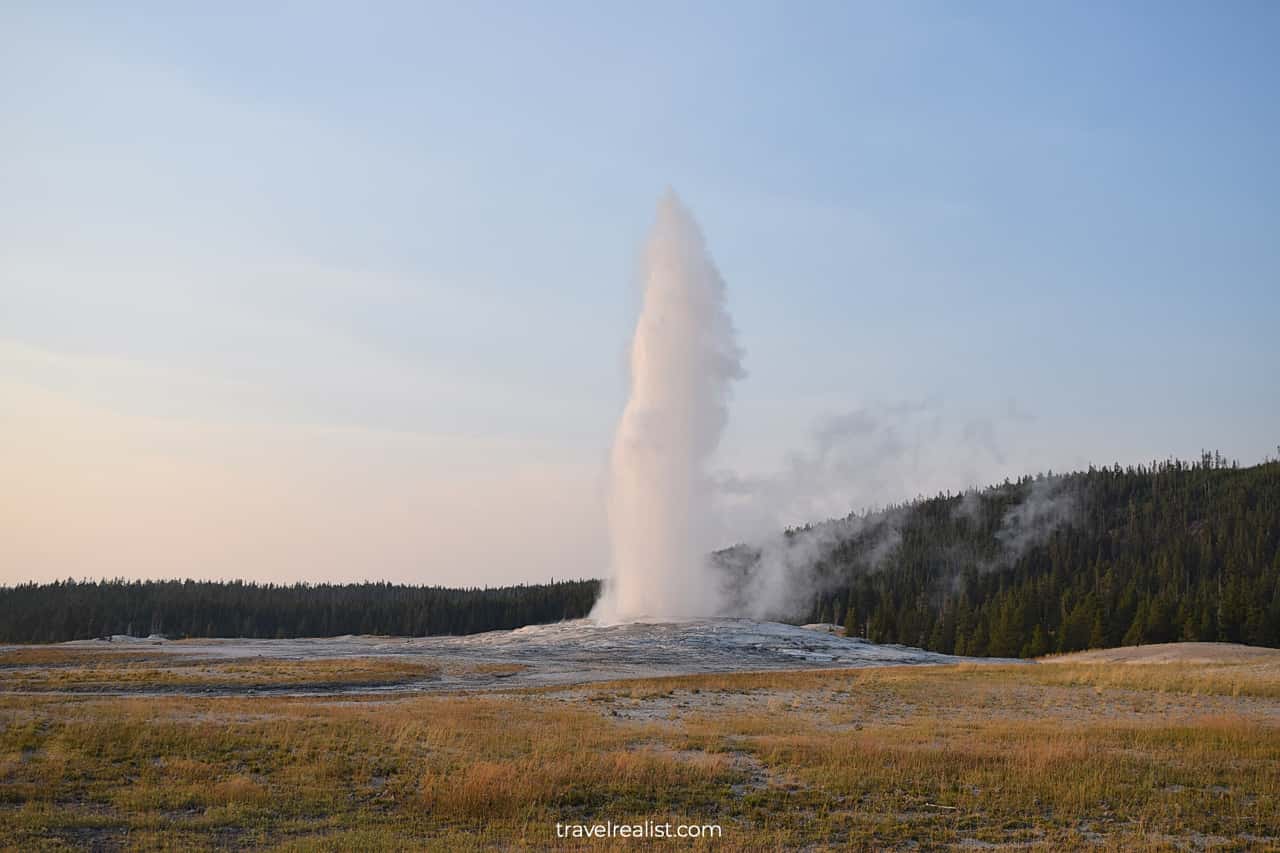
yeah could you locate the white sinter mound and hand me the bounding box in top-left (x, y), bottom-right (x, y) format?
top-left (52, 620), bottom-right (1006, 694)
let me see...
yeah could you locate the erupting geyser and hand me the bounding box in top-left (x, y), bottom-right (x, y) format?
top-left (590, 192), bottom-right (744, 623)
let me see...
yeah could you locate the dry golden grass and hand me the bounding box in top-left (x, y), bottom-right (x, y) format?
top-left (0, 655), bottom-right (442, 691)
top-left (0, 648), bottom-right (185, 667)
top-left (1012, 660), bottom-right (1280, 698)
top-left (1, 653), bottom-right (1278, 850)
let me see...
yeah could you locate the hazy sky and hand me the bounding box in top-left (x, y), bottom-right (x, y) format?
top-left (3, 2), bottom-right (1277, 587)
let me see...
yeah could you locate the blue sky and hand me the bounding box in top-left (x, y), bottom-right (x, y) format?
top-left (3, 2), bottom-right (1277, 585)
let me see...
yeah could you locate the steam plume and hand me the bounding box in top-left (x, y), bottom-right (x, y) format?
top-left (590, 192), bottom-right (743, 623)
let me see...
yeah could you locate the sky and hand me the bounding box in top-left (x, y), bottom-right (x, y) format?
top-left (3, 1), bottom-right (1277, 587)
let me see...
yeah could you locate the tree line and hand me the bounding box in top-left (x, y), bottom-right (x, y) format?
top-left (0, 579), bottom-right (599, 643)
top-left (3, 453), bottom-right (1277, 655)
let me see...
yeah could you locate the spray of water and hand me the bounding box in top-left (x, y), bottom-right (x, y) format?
top-left (590, 191), bottom-right (744, 623)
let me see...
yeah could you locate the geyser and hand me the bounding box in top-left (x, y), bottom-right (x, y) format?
top-left (590, 192), bottom-right (743, 623)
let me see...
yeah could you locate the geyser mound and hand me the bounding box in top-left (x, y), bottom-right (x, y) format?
top-left (55, 621), bottom-right (1002, 696)
top-left (591, 192), bottom-right (743, 623)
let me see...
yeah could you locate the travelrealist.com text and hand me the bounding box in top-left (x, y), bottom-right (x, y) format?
top-left (555, 820), bottom-right (723, 839)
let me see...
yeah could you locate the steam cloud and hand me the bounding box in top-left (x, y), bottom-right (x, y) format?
top-left (720, 475), bottom-right (1078, 623)
top-left (590, 192), bottom-right (744, 623)
top-left (992, 475), bottom-right (1077, 562)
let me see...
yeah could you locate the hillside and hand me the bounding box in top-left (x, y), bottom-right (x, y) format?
top-left (790, 454), bottom-right (1280, 656)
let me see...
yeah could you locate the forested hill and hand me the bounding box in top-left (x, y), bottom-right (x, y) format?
top-left (796, 454), bottom-right (1280, 656)
top-left (0, 579), bottom-right (599, 644)
top-left (2, 455), bottom-right (1277, 653)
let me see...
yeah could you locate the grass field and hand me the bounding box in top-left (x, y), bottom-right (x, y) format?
top-left (1, 646), bottom-right (1278, 850)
